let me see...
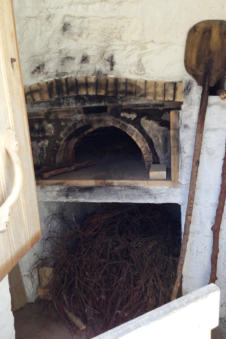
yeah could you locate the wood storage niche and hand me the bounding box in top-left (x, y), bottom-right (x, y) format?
top-left (16, 202), bottom-right (181, 338)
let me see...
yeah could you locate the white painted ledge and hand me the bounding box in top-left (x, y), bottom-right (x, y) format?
top-left (94, 284), bottom-right (220, 339)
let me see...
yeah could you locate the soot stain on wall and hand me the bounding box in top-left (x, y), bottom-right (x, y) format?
top-left (184, 80), bottom-right (193, 96)
top-left (61, 56), bottom-right (75, 66)
top-left (62, 22), bottom-right (72, 33)
top-left (106, 55), bottom-right (115, 71)
top-left (81, 54), bottom-right (90, 64)
top-left (31, 63), bottom-right (45, 75)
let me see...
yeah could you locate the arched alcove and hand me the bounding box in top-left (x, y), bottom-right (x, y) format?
top-left (56, 116), bottom-right (153, 180)
top-left (70, 126), bottom-right (148, 179)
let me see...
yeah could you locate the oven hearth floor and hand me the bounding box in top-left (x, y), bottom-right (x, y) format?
top-left (40, 155), bottom-right (149, 181)
top-left (36, 154), bottom-right (172, 187)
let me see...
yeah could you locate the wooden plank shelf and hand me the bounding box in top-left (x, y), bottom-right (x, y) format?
top-left (37, 179), bottom-right (178, 187)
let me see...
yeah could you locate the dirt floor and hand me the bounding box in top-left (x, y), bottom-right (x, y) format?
top-left (14, 301), bottom-right (87, 339)
top-left (212, 319), bottom-right (226, 339)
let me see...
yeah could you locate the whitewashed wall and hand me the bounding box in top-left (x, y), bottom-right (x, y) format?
top-left (11, 0), bottom-right (226, 321)
top-left (0, 277), bottom-right (15, 339)
top-left (13, 0), bottom-right (226, 85)
top-left (180, 89), bottom-right (226, 304)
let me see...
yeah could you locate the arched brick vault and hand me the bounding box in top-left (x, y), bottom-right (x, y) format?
top-left (56, 116), bottom-right (153, 170)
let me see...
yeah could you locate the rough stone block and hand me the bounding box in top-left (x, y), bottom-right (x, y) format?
top-left (136, 79), bottom-right (146, 97)
top-left (66, 76), bottom-right (76, 96)
top-left (87, 76), bottom-right (96, 95)
top-left (47, 79), bottom-right (57, 99)
top-left (149, 164), bottom-right (166, 180)
top-left (127, 79), bottom-right (136, 96)
top-left (39, 81), bottom-right (50, 101)
top-left (29, 83), bottom-right (41, 102)
top-left (55, 78), bottom-right (66, 97)
top-left (175, 82), bottom-right (184, 102)
top-left (118, 78), bottom-right (126, 97)
top-left (164, 82), bottom-right (175, 101)
top-left (77, 77), bottom-right (87, 95)
top-left (146, 81), bottom-right (155, 99)
top-left (97, 77), bottom-right (107, 96)
top-left (155, 81), bottom-right (165, 101)
top-left (25, 89), bottom-right (33, 104)
top-left (107, 77), bottom-right (116, 96)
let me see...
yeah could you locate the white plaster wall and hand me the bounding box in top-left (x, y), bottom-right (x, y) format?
top-left (0, 277), bottom-right (15, 339)
top-left (13, 0), bottom-right (226, 85)
top-left (13, 0), bottom-right (226, 320)
top-left (180, 88), bottom-right (226, 319)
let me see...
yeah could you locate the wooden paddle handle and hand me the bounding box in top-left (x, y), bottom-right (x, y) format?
top-left (171, 77), bottom-right (209, 300)
top-left (0, 130), bottom-right (23, 232)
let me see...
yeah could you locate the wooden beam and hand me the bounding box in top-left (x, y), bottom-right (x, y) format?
top-left (170, 111), bottom-right (179, 184)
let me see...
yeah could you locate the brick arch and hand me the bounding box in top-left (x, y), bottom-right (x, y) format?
top-left (56, 116), bottom-right (152, 170)
top-left (24, 76), bottom-right (183, 104)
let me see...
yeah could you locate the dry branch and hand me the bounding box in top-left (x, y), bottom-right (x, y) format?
top-left (64, 308), bottom-right (86, 331)
top-left (39, 160), bottom-right (96, 179)
top-left (209, 146), bottom-right (226, 283)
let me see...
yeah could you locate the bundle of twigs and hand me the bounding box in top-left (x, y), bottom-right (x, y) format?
top-left (36, 205), bottom-right (180, 337)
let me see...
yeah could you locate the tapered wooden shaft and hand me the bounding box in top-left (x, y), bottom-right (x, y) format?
top-left (171, 78), bottom-right (209, 300)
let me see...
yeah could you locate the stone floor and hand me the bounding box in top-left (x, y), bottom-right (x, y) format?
top-left (14, 301), bottom-right (225, 339)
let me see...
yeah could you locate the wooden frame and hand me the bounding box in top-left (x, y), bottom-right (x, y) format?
top-left (0, 0), bottom-right (41, 280)
top-left (37, 110), bottom-right (180, 187)
top-left (170, 110), bottom-right (179, 184)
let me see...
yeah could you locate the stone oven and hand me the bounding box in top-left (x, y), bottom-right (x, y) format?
top-left (2, 0), bottom-right (224, 338)
top-left (19, 80), bottom-right (226, 321)
top-left (14, 76), bottom-right (186, 335)
top-left (26, 76), bottom-right (182, 184)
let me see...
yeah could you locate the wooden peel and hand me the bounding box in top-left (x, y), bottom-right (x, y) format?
top-left (185, 20), bottom-right (226, 87)
top-left (171, 20), bottom-right (226, 300)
